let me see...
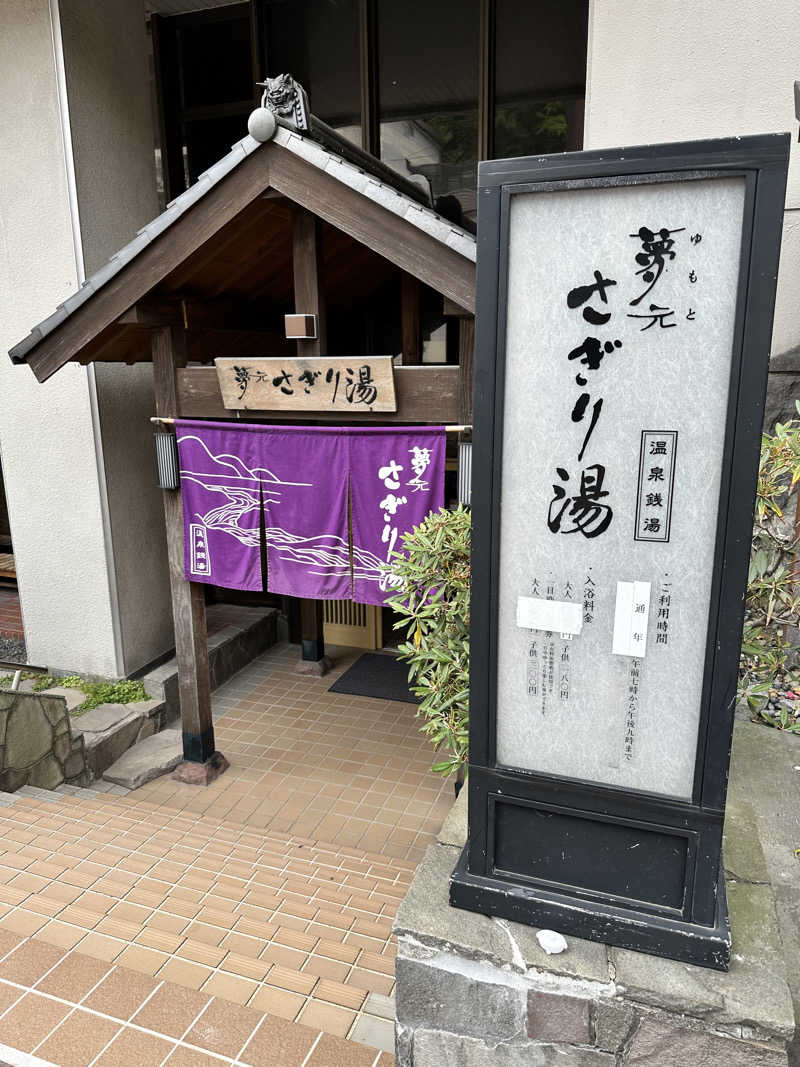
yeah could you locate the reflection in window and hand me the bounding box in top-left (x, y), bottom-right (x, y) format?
top-left (378, 0), bottom-right (479, 226)
top-left (265, 0), bottom-right (361, 143)
top-left (494, 0), bottom-right (587, 160)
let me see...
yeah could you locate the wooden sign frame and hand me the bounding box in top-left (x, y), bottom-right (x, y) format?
top-left (215, 356), bottom-right (397, 413)
top-left (451, 133), bottom-right (790, 971)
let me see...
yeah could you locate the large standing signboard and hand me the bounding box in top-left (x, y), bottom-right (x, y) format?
top-left (451, 135), bottom-right (789, 969)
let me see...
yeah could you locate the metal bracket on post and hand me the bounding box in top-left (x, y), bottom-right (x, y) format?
top-left (154, 430), bottom-right (180, 489)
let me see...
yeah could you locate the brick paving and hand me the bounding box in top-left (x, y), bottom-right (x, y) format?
top-left (0, 587), bottom-right (23, 640)
top-left (0, 641), bottom-right (456, 1062)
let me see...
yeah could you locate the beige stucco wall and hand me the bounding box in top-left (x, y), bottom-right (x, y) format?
top-left (60, 0), bottom-right (173, 674)
top-left (0, 0), bottom-right (119, 675)
top-left (584, 0), bottom-right (800, 359)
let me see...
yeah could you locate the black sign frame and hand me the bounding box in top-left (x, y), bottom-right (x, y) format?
top-left (451, 134), bottom-right (790, 969)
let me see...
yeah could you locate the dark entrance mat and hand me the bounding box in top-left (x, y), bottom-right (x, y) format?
top-left (329, 652), bottom-right (421, 704)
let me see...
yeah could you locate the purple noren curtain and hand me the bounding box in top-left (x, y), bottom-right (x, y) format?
top-left (176, 421), bottom-right (445, 606)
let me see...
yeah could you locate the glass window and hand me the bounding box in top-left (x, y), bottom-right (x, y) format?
top-left (494, 0), bottom-right (588, 160)
top-left (179, 10), bottom-right (253, 110)
top-left (378, 0), bottom-right (479, 226)
top-left (265, 0), bottom-right (361, 143)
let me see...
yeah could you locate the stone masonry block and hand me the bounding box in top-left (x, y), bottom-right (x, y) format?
top-left (5, 698), bottom-right (52, 767)
top-left (27, 754), bottom-right (64, 790)
top-left (413, 1029), bottom-right (615, 1067)
top-left (395, 954), bottom-right (526, 1043)
top-left (527, 990), bottom-right (591, 1044)
top-left (592, 1000), bottom-right (638, 1053)
top-left (63, 749), bottom-right (87, 779)
top-left (53, 733), bottom-right (71, 763)
top-left (625, 1019), bottom-right (789, 1067)
top-left (0, 766), bottom-right (26, 792)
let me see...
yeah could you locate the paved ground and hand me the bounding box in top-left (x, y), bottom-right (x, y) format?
top-left (0, 641), bottom-right (455, 1064)
top-left (135, 643), bottom-right (452, 866)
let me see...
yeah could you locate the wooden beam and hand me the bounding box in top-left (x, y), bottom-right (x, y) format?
top-left (118, 296), bottom-right (285, 334)
top-left (443, 297), bottom-right (473, 318)
top-left (177, 365), bottom-right (461, 423)
top-left (291, 207), bottom-right (327, 666)
top-left (300, 599), bottom-right (325, 662)
top-left (117, 301), bottom-right (182, 327)
top-left (458, 317), bottom-right (475, 425)
top-left (24, 147), bottom-right (274, 383)
top-left (267, 143), bottom-right (476, 313)
top-left (292, 208), bottom-right (327, 357)
top-left (401, 273), bottom-right (421, 365)
top-left (152, 325), bottom-right (227, 785)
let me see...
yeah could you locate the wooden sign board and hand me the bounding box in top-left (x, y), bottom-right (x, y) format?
top-left (215, 357), bottom-right (397, 413)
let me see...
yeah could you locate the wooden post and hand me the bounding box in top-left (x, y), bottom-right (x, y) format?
top-left (292, 207), bottom-right (331, 674)
top-left (152, 325), bottom-right (228, 784)
top-left (401, 273), bottom-right (421, 365)
top-left (458, 317), bottom-right (475, 425)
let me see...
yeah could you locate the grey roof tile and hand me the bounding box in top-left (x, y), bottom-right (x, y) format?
top-left (279, 129), bottom-right (332, 170)
top-left (362, 180), bottom-right (408, 218)
top-left (322, 154), bottom-right (370, 195)
top-left (446, 229), bottom-right (478, 262)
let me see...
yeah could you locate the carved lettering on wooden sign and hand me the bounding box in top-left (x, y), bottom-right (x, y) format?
top-left (215, 356), bottom-right (397, 413)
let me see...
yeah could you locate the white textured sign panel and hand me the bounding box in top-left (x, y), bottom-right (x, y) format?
top-left (495, 175), bottom-right (746, 800)
top-left (611, 581), bottom-right (651, 658)
top-left (517, 597), bottom-right (583, 636)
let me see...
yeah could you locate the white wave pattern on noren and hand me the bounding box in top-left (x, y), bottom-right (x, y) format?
top-left (178, 433), bottom-right (389, 586)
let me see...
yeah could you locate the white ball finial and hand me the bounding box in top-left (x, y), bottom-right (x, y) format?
top-left (248, 107), bottom-right (277, 143)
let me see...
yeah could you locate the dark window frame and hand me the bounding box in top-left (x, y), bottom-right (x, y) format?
top-left (151, 0), bottom-right (587, 203)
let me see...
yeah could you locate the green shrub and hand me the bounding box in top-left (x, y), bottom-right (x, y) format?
top-left (738, 404), bottom-right (800, 732)
top-left (387, 506), bottom-right (471, 778)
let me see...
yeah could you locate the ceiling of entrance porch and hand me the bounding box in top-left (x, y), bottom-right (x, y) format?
top-left (9, 121), bottom-right (475, 381)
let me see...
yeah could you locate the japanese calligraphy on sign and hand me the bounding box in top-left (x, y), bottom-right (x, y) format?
top-left (495, 173), bottom-right (747, 801)
top-left (635, 431), bottom-right (677, 542)
top-left (376, 445), bottom-right (433, 591)
top-left (215, 357), bottom-right (397, 413)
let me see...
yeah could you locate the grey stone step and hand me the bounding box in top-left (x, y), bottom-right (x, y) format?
top-left (102, 728), bottom-right (183, 790)
top-left (44, 686), bottom-right (87, 713)
top-left (71, 698), bottom-right (166, 778)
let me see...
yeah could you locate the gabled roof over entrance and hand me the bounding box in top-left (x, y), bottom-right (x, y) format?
top-left (9, 84), bottom-right (476, 383)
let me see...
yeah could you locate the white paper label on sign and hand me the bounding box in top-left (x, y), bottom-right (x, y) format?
top-left (516, 597), bottom-right (583, 637)
top-left (612, 581), bottom-right (651, 658)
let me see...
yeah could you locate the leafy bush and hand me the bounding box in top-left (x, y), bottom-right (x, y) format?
top-left (387, 506), bottom-right (471, 778)
top-left (738, 404), bottom-right (800, 732)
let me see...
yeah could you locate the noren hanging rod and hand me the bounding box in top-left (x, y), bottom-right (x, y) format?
top-left (150, 416), bottom-right (472, 432)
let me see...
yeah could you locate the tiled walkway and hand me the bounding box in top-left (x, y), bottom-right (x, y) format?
top-left (135, 644), bottom-right (453, 866)
top-left (0, 924), bottom-right (391, 1066)
top-left (0, 642), bottom-right (455, 1063)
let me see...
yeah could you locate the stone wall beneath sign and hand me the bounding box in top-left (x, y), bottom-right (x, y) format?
top-left (394, 768), bottom-right (795, 1067)
top-left (0, 691), bottom-right (90, 793)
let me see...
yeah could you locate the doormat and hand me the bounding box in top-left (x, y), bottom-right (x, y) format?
top-left (328, 652), bottom-right (421, 704)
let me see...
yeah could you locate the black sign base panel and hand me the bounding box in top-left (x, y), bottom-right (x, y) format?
top-left (450, 845), bottom-right (731, 971)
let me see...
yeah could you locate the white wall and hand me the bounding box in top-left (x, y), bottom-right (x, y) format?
top-left (585, 0), bottom-right (800, 358)
top-left (60, 0), bottom-right (173, 674)
top-left (0, 0), bottom-right (119, 675)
